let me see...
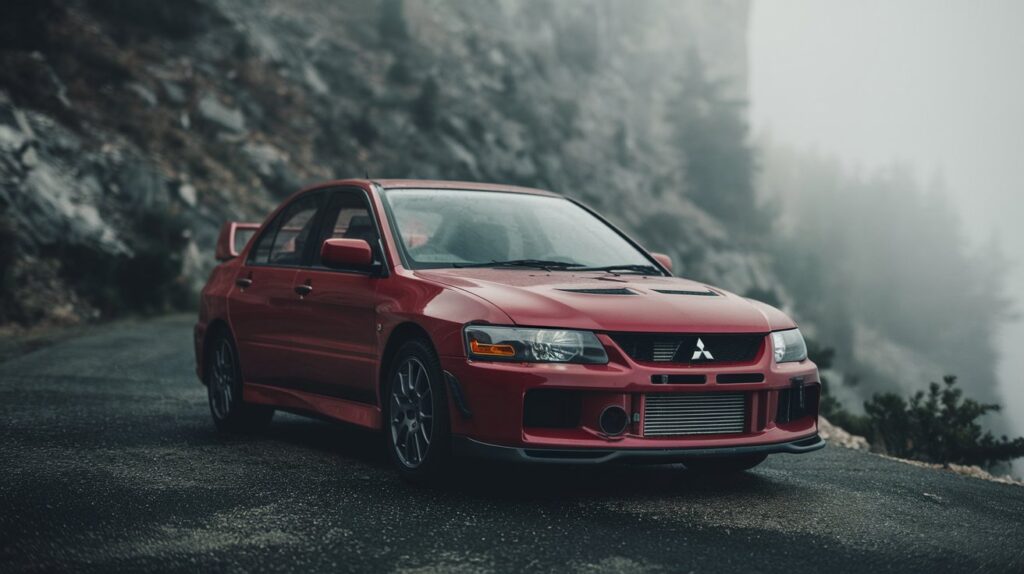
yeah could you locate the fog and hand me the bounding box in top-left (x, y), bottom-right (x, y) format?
top-left (750, 0), bottom-right (1024, 470)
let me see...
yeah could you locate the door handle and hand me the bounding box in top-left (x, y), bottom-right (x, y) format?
top-left (236, 277), bottom-right (253, 288)
top-left (294, 284), bottom-right (313, 296)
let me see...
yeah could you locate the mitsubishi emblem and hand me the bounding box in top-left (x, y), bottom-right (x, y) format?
top-left (691, 338), bottom-right (713, 360)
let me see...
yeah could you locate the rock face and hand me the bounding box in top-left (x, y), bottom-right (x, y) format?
top-left (818, 416), bottom-right (870, 451)
top-left (0, 0), bottom-right (773, 326)
top-left (197, 94), bottom-right (247, 134)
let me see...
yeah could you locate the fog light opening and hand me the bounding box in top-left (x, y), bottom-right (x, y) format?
top-left (599, 405), bottom-right (629, 436)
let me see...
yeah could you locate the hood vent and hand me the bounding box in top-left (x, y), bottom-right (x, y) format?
top-left (653, 289), bottom-right (718, 297)
top-left (558, 288), bottom-right (635, 295)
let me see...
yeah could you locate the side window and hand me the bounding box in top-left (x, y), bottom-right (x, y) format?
top-left (312, 191), bottom-right (380, 269)
top-left (250, 225), bottom-right (274, 264)
top-left (248, 193), bottom-right (323, 266)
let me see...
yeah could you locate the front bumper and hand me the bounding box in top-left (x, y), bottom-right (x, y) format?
top-left (452, 433), bottom-right (825, 464)
top-left (442, 332), bottom-right (822, 453)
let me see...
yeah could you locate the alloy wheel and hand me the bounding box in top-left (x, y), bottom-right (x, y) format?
top-left (390, 357), bottom-right (434, 468)
top-left (209, 338), bottom-right (235, 420)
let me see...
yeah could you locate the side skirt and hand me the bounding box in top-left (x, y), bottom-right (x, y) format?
top-left (245, 383), bottom-right (382, 430)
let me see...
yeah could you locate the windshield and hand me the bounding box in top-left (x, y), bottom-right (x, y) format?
top-left (381, 189), bottom-right (660, 272)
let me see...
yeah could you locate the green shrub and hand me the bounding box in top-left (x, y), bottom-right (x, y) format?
top-left (863, 376), bottom-right (1024, 468)
top-left (808, 335), bottom-right (1021, 467)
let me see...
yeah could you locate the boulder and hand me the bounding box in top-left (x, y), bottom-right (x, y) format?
top-left (197, 93), bottom-right (246, 133)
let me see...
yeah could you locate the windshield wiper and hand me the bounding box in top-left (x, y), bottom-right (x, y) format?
top-left (452, 259), bottom-right (583, 270)
top-left (572, 264), bottom-right (662, 275)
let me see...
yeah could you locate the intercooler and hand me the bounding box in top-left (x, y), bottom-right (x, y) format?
top-left (643, 393), bottom-right (747, 436)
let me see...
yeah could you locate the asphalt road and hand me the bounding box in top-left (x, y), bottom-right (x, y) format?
top-left (1, 315), bottom-right (1022, 573)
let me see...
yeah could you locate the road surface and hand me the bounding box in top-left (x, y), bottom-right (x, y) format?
top-left (1, 315), bottom-right (1022, 572)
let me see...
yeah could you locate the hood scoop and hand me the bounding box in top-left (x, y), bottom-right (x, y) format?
top-left (557, 287), bottom-right (636, 295)
top-left (653, 288), bottom-right (718, 297)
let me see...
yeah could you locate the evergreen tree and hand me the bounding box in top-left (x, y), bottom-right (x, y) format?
top-left (670, 50), bottom-right (765, 235)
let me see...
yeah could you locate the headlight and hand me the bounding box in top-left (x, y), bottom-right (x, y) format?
top-left (771, 328), bottom-right (808, 363)
top-left (464, 325), bottom-right (608, 364)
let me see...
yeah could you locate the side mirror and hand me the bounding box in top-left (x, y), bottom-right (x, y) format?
top-left (651, 252), bottom-right (673, 273)
top-left (321, 238), bottom-right (374, 269)
top-left (216, 222), bottom-right (260, 261)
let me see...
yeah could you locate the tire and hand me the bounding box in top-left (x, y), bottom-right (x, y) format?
top-left (206, 330), bottom-right (274, 433)
top-left (384, 338), bottom-right (451, 482)
top-left (683, 454), bottom-right (767, 474)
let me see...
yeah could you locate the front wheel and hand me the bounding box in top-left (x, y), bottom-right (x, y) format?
top-left (683, 454), bottom-right (767, 474)
top-left (385, 339), bottom-right (451, 482)
top-left (206, 332), bottom-right (274, 433)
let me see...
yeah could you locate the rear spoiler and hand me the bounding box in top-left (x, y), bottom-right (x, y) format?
top-left (215, 222), bottom-right (261, 261)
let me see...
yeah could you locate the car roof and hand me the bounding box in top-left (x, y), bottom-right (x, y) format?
top-left (300, 178), bottom-right (561, 198)
top-left (373, 179), bottom-right (558, 196)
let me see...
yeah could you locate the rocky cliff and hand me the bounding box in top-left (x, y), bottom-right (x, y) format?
top-left (0, 0), bottom-right (770, 326)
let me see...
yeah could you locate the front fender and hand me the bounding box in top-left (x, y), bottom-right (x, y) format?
top-left (376, 270), bottom-right (513, 358)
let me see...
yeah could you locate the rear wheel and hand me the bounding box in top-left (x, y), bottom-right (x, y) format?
top-left (206, 331), bottom-right (274, 432)
top-left (385, 339), bottom-right (451, 482)
top-left (683, 454), bottom-right (767, 474)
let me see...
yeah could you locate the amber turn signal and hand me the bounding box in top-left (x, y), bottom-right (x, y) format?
top-left (469, 339), bottom-right (516, 357)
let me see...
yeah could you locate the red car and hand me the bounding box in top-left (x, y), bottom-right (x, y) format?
top-left (195, 179), bottom-right (823, 480)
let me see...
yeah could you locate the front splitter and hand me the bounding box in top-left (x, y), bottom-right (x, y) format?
top-left (452, 433), bottom-right (826, 464)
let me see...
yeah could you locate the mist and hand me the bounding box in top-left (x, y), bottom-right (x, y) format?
top-left (750, 0), bottom-right (1024, 471)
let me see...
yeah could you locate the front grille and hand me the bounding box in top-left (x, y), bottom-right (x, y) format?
top-left (652, 340), bottom-right (678, 361)
top-left (651, 374), bottom-right (706, 384)
top-left (643, 393), bottom-right (747, 436)
top-left (609, 333), bottom-right (764, 364)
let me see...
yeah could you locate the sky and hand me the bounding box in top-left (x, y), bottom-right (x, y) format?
top-left (749, 0), bottom-right (1024, 467)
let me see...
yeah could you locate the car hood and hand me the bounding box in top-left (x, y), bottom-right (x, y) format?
top-left (415, 269), bottom-right (795, 333)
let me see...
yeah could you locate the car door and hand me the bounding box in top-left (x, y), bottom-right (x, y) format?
top-left (229, 191), bottom-right (325, 387)
top-left (284, 188), bottom-right (384, 404)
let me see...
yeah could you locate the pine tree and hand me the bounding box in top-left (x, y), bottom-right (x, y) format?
top-left (669, 50), bottom-right (765, 235)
